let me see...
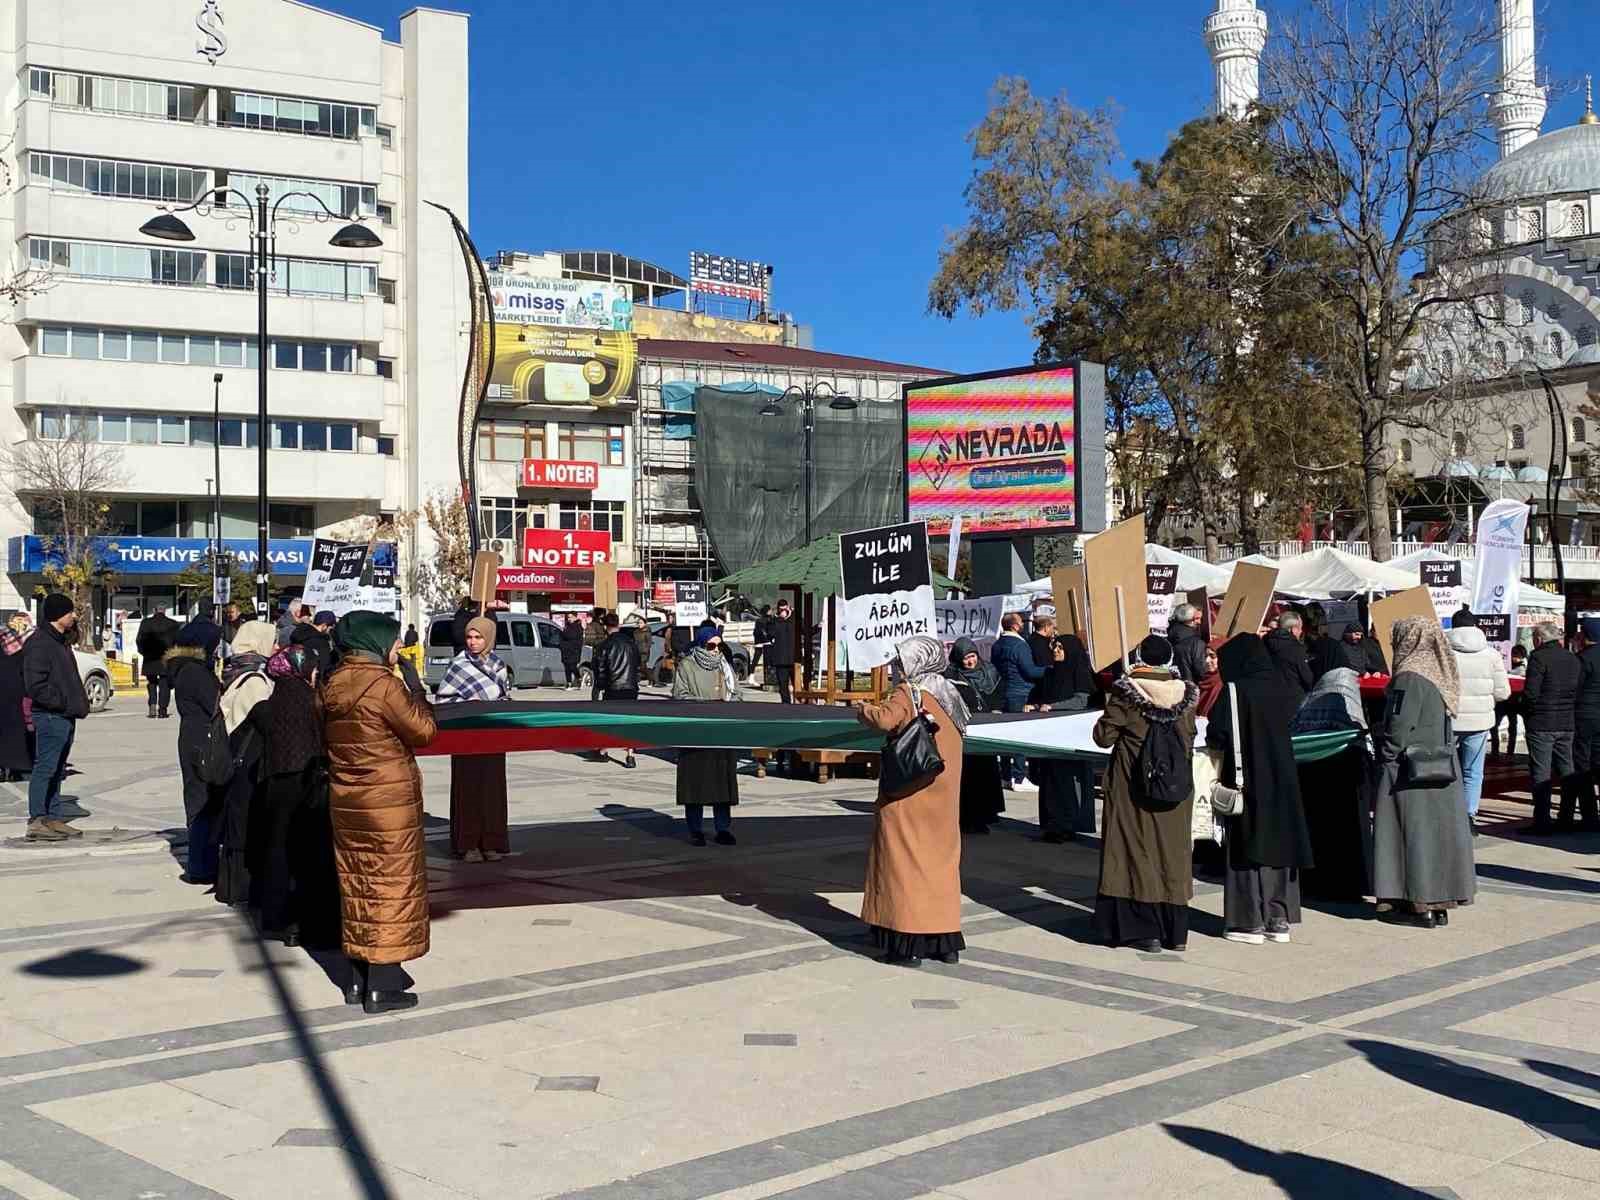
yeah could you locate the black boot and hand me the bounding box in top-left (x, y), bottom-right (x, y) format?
top-left (147, 704), bottom-right (157, 719)
top-left (363, 989), bottom-right (418, 1014)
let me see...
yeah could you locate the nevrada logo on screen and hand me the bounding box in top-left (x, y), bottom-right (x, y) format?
top-left (950, 421), bottom-right (1069, 463)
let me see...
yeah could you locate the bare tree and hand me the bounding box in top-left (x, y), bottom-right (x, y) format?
top-left (0, 131), bottom-right (57, 305)
top-left (1263, 0), bottom-right (1505, 559)
top-left (1, 423), bottom-right (128, 630)
top-left (393, 491), bottom-right (471, 613)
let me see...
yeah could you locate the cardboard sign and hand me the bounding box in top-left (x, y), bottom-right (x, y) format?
top-left (1214, 561), bottom-right (1279, 644)
top-left (1185, 586), bottom-right (1211, 643)
top-left (1082, 514), bottom-right (1148, 669)
top-left (674, 580), bottom-right (708, 626)
top-left (1370, 586), bottom-right (1439, 673)
top-left (470, 550), bottom-right (502, 608)
top-left (1420, 559), bottom-right (1464, 626)
top-left (1146, 563), bottom-right (1179, 630)
top-left (1052, 564), bottom-right (1090, 660)
top-left (935, 596), bottom-right (1004, 644)
top-left (593, 562), bottom-right (618, 612)
top-left (839, 520), bottom-right (936, 670)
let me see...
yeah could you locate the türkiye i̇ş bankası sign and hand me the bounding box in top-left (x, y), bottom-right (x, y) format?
top-left (905, 363), bottom-right (1080, 537)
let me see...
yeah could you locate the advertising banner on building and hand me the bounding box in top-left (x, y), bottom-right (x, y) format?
top-left (1420, 559), bottom-right (1464, 626)
top-left (487, 272), bottom-right (633, 331)
top-left (839, 520), bottom-right (936, 671)
top-left (905, 363), bottom-right (1080, 537)
top-left (522, 529), bottom-right (612, 569)
top-left (522, 459), bottom-right (599, 489)
top-left (497, 567), bottom-right (644, 593)
top-left (689, 251), bottom-right (770, 305)
top-left (1471, 499), bottom-right (1531, 663)
top-left (6, 535), bottom-right (312, 577)
top-left (674, 580), bottom-right (708, 626)
top-left (483, 324), bottom-right (636, 408)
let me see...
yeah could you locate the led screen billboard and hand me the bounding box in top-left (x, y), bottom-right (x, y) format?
top-left (905, 363), bottom-right (1083, 537)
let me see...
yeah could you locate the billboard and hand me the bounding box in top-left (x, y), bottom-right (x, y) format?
top-left (689, 251), bottom-right (770, 305)
top-left (487, 272), bottom-right (633, 331)
top-left (904, 363), bottom-right (1084, 537)
top-left (522, 528), bottom-right (612, 569)
top-left (522, 459), bottom-right (599, 489)
top-left (483, 325), bottom-right (636, 408)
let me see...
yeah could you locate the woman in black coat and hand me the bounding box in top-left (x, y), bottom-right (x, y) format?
top-left (1033, 632), bottom-right (1100, 842)
top-left (945, 638), bottom-right (1005, 833)
top-left (0, 628), bottom-right (32, 782)
top-left (166, 625), bottom-right (223, 884)
top-left (1207, 633), bottom-right (1314, 945)
top-left (559, 616), bottom-right (584, 689)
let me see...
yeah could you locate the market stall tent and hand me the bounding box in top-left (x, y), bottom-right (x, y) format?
top-left (1019, 542), bottom-right (1233, 599)
top-left (1260, 546), bottom-right (1419, 598)
top-left (1387, 547), bottom-right (1562, 612)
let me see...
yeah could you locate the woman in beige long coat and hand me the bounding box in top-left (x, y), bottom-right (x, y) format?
top-left (324, 611), bottom-right (436, 1015)
top-left (858, 635), bottom-right (968, 968)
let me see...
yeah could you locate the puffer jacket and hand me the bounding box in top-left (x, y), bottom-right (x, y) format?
top-left (322, 657), bottom-right (437, 964)
top-left (1447, 626), bottom-right (1510, 734)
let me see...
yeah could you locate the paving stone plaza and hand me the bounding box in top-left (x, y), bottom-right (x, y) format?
top-left (3, 689), bottom-right (1600, 1199)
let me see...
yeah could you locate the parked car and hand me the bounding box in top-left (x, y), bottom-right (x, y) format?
top-left (74, 649), bottom-right (113, 712)
top-left (421, 611), bottom-right (592, 693)
top-left (643, 620), bottom-right (751, 686)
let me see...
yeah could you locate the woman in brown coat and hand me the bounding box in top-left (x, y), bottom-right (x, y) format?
top-left (858, 635), bottom-right (967, 968)
top-left (324, 611), bottom-right (437, 1014)
top-left (1092, 635), bottom-right (1198, 953)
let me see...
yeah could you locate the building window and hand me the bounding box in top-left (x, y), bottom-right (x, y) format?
top-left (376, 357), bottom-right (395, 380)
top-left (268, 504), bottom-right (316, 537)
top-left (30, 153), bottom-right (206, 202)
top-left (1510, 424), bottom-right (1526, 451)
top-left (377, 124), bottom-right (394, 148)
top-left (376, 202), bottom-right (394, 226)
top-left (1549, 330), bottom-right (1565, 359)
top-left (220, 91), bottom-right (375, 140)
top-left (1526, 209), bottom-right (1544, 241)
top-left (378, 278), bottom-right (396, 305)
top-left (34, 324), bottom-right (341, 371)
top-left (1438, 348), bottom-right (1454, 379)
top-left (1575, 417), bottom-right (1588, 444)
top-left (28, 68), bottom-right (199, 122)
top-left (1493, 342), bottom-right (1508, 372)
top-left (219, 171), bottom-right (374, 218)
top-left (557, 500), bottom-right (626, 542)
top-left (478, 420), bottom-right (545, 461)
top-left (30, 238), bottom-right (206, 287)
top-left (478, 497), bottom-right (526, 546)
top-left (558, 423), bottom-right (611, 464)
top-left (1571, 204), bottom-right (1587, 237)
top-left (377, 435), bottom-right (396, 456)
top-left (1451, 431), bottom-right (1468, 457)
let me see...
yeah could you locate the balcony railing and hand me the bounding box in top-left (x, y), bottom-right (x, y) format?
top-left (1212, 539), bottom-right (1600, 564)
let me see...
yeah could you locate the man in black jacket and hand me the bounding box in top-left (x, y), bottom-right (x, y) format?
top-left (1167, 604), bottom-right (1209, 683)
top-left (592, 613), bottom-right (640, 768)
top-left (135, 603), bottom-right (180, 718)
top-left (291, 610), bottom-right (338, 680)
top-left (1524, 622), bottom-right (1583, 832)
top-left (764, 600), bottom-right (797, 703)
top-left (1263, 613), bottom-right (1314, 704)
top-left (22, 594), bottom-right (90, 842)
top-left (179, 601), bottom-right (224, 658)
top-left (1572, 617), bottom-right (1600, 830)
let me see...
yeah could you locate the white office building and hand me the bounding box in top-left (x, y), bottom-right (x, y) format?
top-left (0, 0), bottom-right (470, 624)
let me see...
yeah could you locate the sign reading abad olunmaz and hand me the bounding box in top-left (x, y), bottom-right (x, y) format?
top-left (839, 521), bottom-right (935, 671)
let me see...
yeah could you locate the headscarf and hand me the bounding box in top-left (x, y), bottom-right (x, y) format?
top-left (1217, 632), bottom-right (1274, 683)
top-left (946, 637), bottom-right (1000, 713)
top-left (465, 616), bottom-right (497, 651)
top-left (691, 624), bottom-right (724, 673)
top-left (892, 634), bottom-right (970, 733)
top-left (1390, 615), bottom-right (1461, 717)
top-left (334, 610), bottom-right (400, 661)
top-left (221, 619), bottom-right (277, 733)
top-left (0, 629), bottom-right (21, 656)
top-left (1292, 667), bottom-right (1367, 733)
top-left (1131, 633), bottom-right (1174, 674)
top-left (267, 645), bottom-right (317, 681)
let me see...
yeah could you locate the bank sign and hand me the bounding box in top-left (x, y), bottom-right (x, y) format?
top-left (8, 536), bottom-right (313, 576)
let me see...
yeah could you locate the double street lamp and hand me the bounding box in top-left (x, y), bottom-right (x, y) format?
top-left (759, 382), bottom-right (858, 547)
top-left (139, 182), bottom-right (381, 610)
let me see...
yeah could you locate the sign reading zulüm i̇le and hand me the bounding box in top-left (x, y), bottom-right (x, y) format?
top-left (839, 520), bottom-right (936, 671)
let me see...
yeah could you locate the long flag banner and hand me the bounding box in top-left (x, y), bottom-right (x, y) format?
top-left (418, 700), bottom-right (1359, 764)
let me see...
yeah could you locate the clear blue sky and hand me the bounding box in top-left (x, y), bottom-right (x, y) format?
top-left (332, 1), bottom-right (1593, 374)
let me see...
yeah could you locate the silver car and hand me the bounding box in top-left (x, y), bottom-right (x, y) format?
top-left (74, 649), bottom-right (113, 712)
top-left (422, 611), bottom-right (592, 693)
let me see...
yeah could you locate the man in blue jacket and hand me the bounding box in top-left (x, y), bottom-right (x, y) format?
top-left (989, 612), bottom-right (1061, 791)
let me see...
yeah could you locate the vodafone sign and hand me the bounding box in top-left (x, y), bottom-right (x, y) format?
top-left (523, 528), bottom-right (612, 569)
top-left (522, 459), bottom-right (599, 489)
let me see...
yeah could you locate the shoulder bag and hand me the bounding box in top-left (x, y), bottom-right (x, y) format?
top-left (879, 686), bottom-right (946, 800)
top-left (1399, 697), bottom-right (1458, 788)
top-left (1208, 683), bottom-right (1245, 818)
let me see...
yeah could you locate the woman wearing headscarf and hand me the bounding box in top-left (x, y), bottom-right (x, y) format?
top-left (214, 620), bottom-right (276, 908)
top-left (0, 627), bottom-right (31, 783)
top-left (857, 635), bottom-right (968, 968)
top-left (1206, 633), bottom-right (1314, 945)
top-left (945, 637), bottom-right (1004, 834)
top-left (435, 615), bottom-right (511, 862)
top-left (252, 645), bottom-right (330, 946)
top-left (1033, 629), bottom-right (1100, 842)
top-left (323, 610), bottom-right (437, 1014)
top-left (166, 621), bottom-right (223, 884)
top-left (1195, 644), bottom-right (1224, 718)
top-left (1092, 635), bottom-right (1199, 952)
top-left (672, 624), bottom-right (741, 845)
top-left (1372, 616), bottom-right (1475, 927)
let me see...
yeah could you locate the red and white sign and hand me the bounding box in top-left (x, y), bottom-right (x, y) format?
top-left (497, 566), bottom-right (643, 593)
top-left (522, 459), bottom-right (599, 490)
top-left (522, 529), bottom-right (612, 569)
top-left (652, 581), bottom-right (678, 606)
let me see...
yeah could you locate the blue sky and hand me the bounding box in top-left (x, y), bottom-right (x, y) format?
top-left (333, 1), bottom-right (1594, 374)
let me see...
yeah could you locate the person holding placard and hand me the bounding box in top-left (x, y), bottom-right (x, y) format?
top-left (945, 637), bottom-right (1004, 834)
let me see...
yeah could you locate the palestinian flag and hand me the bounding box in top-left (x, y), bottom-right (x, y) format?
top-left (419, 700), bottom-right (1360, 764)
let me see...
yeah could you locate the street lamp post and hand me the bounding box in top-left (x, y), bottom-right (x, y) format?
top-left (758, 382), bottom-right (859, 547)
top-left (139, 184), bottom-right (381, 610)
top-left (212, 372), bottom-right (223, 603)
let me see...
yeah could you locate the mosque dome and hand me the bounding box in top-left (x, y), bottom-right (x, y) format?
top-left (1479, 122), bottom-right (1600, 202)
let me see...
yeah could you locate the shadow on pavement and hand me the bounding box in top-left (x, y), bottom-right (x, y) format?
top-left (22, 947), bottom-right (146, 978)
top-left (1162, 1125), bottom-right (1449, 1197)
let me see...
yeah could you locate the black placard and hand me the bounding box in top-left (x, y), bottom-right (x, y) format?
top-left (1146, 564), bottom-right (1179, 595)
top-left (1421, 560), bottom-right (1462, 589)
top-left (840, 521), bottom-right (932, 599)
top-left (1476, 613), bottom-right (1512, 643)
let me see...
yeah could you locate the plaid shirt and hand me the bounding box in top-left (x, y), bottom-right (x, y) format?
top-left (435, 651), bottom-right (510, 703)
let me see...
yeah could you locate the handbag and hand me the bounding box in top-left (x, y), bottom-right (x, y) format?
top-left (879, 687), bottom-right (946, 800)
top-left (1208, 683), bottom-right (1245, 818)
top-left (1400, 709), bottom-right (1458, 787)
top-left (194, 707), bottom-right (236, 787)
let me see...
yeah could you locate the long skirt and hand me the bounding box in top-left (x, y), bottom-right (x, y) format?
top-left (958, 754), bottom-right (1005, 830)
top-left (1224, 858), bottom-right (1301, 932)
top-left (1093, 895), bottom-right (1188, 950)
top-left (216, 766), bottom-right (262, 907)
top-left (450, 754), bottom-right (509, 856)
top-left (1298, 747), bottom-right (1374, 902)
top-left (258, 766), bottom-right (338, 938)
top-left (676, 749), bottom-right (739, 808)
top-left (1039, 759), bottom-right (1098, 837)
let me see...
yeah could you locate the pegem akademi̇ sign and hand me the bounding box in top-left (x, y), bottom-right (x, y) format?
top-left (522, 459), bottom-right (599, 490)
top-left (522, 528), bottom-right (612, 569)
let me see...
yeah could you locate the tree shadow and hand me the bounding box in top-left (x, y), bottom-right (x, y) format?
top-left (1349, 1039), bottom-right (1600, 1148)
top-left (1161, 1125), bottom-right (1451, 1198)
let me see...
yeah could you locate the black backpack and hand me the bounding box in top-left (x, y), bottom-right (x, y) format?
top-left (1135, 718), bottom-right (1193, 812)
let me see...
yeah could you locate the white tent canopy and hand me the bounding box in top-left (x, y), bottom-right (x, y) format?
top-left (1387, 547), bottom-right (1562, 612)
top-left (1266, 546), bottom-right (1420, 599)
top-left (1019, 543), bottom-right (1232, 598)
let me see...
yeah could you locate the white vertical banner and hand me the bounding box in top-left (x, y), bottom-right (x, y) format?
top-left (945, 515), bottom-right (962, 581)
top-left (1470, 498), bottom-right (1531, 664)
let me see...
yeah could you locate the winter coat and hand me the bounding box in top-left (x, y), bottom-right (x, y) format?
top-left (1029, 632), bottom-right (1093, 705)
top-left (990, 633), bottom-right (1044, 709)
top-left (1576, 644), bottom-right (1600, 733)
top-left (22, 625), bottom-right (89, 719)
top-left (168, 647), bottom-right (221, 822)
top-left (1524, 641), bottom-right (1580, 732)
top-left (559, 620), bottom-right (584, 668)
top-left (262, 674), bottom-right (325, 778)
top-left (1263, 629), bottom-right (1314, 703)
top-left (1448, 626), bottom-right (1511, 734)
top-left (1332, 634), bottom-right (1388, 676)
top-left (593, 630), bottom-right (641, 695)
top-left (764, 616), bottom-right (797, 668)
top-left (1093, 671), bottom-right (1199, 906)
top-left (322, 657), bottom-right (437, 964)
top-left (858, 686), bottom-right (964, 935)
top-left (0, 651), bottom-right (30, 774)
top-left (136, 613), bottom-right (179, 679)
top-left (290, 623), bottom-right (336, 681)
top-left (1167, 619), bottom-right (1210, 684)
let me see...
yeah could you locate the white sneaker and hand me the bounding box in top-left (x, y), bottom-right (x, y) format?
top-left (1225, 929), bottom-right (1266, 945)
top-left (1011, 780), bottom-right (1039, 793)
top-left (1264, 921), bottom-right (1291, 944)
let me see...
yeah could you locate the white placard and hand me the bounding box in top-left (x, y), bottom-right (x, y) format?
top-left (839, 521), bottom-right (936, 671)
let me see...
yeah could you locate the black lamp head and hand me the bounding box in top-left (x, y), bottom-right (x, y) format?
top-left (329, 222), bottom-right (382, 249)
top-left (139, 213), bottom-right (196, 242)
top-left (827, 394), bottom-right (859, 411)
